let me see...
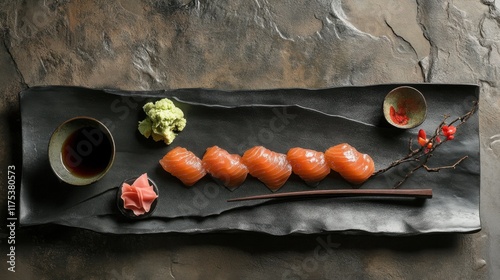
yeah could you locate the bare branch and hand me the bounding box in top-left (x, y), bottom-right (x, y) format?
top-left (423, 156), bottom-right (468, 172)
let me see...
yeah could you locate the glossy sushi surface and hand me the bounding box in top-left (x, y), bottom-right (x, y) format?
top-left (159, 147), bottom-right (206, 186)
top-left (241, 146), bottom-right (292, 191)
top-left (286, 147), bottom-right (330, 186)
top-left (202, 146), bottom-right (248, 189)
top-left (324, 143), bottom-right (374, 185)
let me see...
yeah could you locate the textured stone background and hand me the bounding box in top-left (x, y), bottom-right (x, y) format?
top-left (1, 0), bottom-right (499, 279)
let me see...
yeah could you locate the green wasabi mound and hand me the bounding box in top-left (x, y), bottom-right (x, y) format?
top-left (138, 98), bottom-right (187, 145)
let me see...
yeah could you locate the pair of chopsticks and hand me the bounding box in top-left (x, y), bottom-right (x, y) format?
top-left (227, 189), bottom-right (432, 202)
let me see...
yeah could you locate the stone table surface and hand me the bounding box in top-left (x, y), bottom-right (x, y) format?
top-left (1, 0), bottom-right (499, 279)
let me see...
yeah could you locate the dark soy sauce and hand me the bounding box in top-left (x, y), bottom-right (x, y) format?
top-left (61, 126), bottom-right (112, 178)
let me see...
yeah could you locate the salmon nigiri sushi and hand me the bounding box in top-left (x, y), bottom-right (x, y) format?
top-left (202, 146), bottom-right (249, 190)
top-left (159, 147), bottom-right (206, 186)
top-left (324, 143), bottom-right (374, 185)
top-left (286, 147), bottom-right (330, 186)
top-left (241, 146), bottom-right (292, 191)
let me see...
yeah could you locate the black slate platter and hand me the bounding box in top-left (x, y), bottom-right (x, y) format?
top-left (19, 84), bottom-right (480, 235)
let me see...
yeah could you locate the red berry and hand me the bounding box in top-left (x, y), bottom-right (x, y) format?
top-left (418, 129), bottom-right (427, 139)
top-left (418, 137), bottom-right (428, 147)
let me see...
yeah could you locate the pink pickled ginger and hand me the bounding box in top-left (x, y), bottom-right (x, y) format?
top-left (120, 173), bottom-right (158, 216)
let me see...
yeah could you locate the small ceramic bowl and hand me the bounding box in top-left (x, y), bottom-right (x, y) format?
top-left (48, 116), bottom-right (115, 186)
top-left (383, 86), bottom-right (427, 129)
top-left (116, 176), bottom-right (159, 219)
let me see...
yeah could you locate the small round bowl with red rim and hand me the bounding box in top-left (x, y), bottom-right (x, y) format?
top-left (383, 86), bottom-right (427, 129)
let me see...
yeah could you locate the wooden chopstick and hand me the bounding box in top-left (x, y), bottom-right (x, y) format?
top-left (227, 189), bottom-right (432, 202)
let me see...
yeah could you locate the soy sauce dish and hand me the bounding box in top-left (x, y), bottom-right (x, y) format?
top-left (48, 116), bottom-right (116, 186)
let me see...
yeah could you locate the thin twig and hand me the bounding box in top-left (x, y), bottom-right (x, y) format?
top-left (393, 162), bottom-right (425, 189)
top-left (423, 156), bottom-right (468, 172)
top-left (449, 101), bottom-right (478, 128)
